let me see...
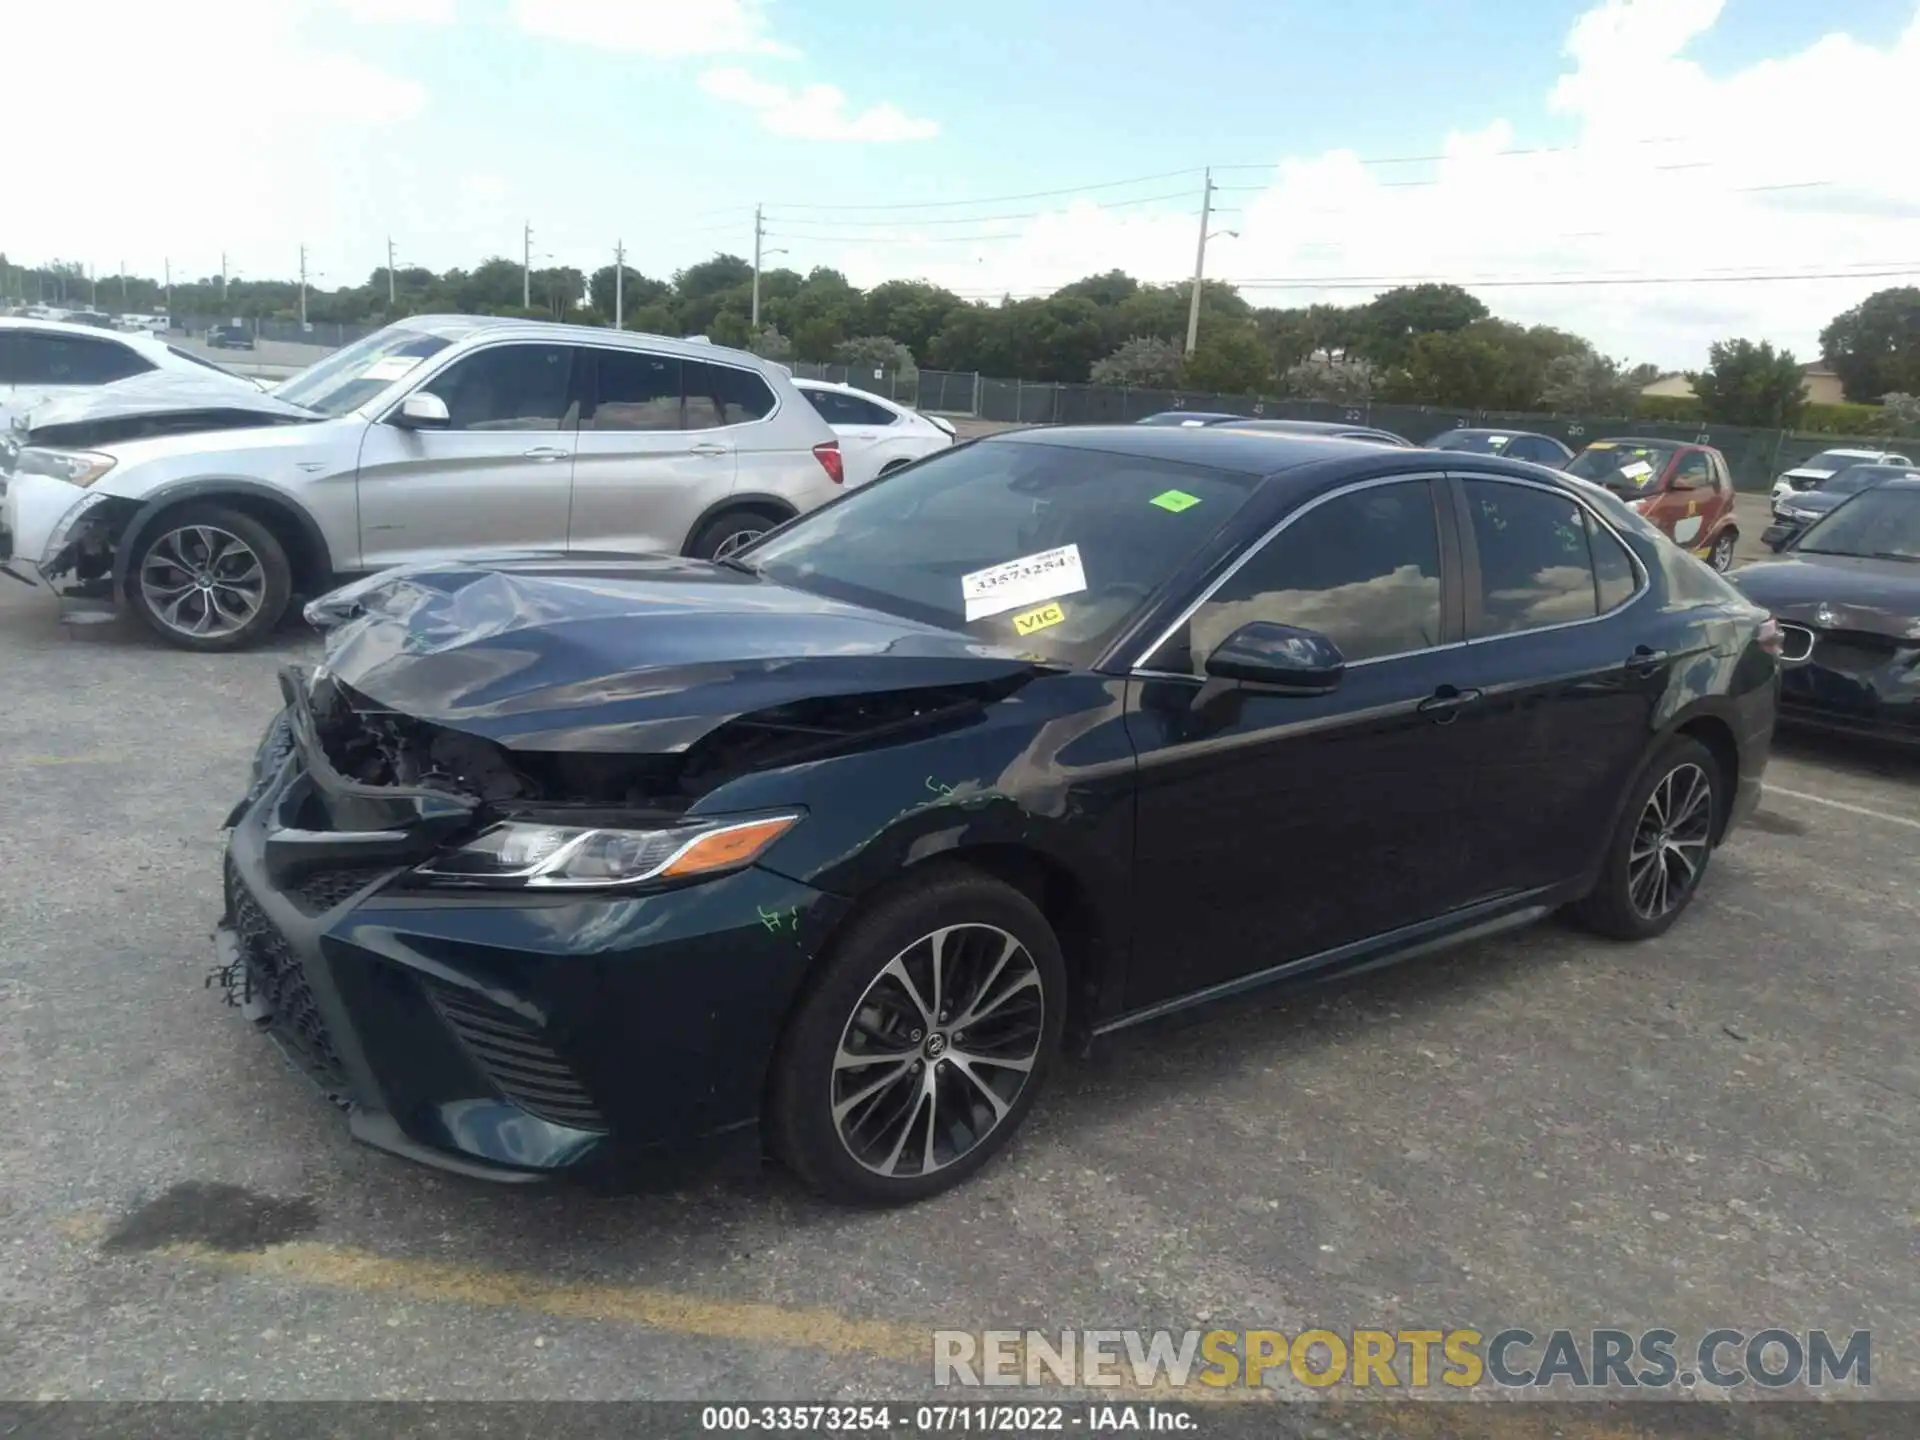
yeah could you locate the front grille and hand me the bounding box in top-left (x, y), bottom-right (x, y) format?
top-left (226, 860), bottom-right (352, 1107)
top-left (287, 866), bottom-right (392, 917)
top-left (423, 978), bottom-right (607, 1132)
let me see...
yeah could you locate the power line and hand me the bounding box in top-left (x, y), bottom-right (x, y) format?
top-left (1210, 135), bottom-right (1688, 171)
top-left (763, 166), bottom-right (1204, 213)
top-left (766, 230), bottom-right (1026, 245)
top-left (1220, 265), bottom-right (1920, 291)
top-left (764, 188), bottom-right (1201, 232)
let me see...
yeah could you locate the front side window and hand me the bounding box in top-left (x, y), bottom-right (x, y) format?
top-left (423, 344), bottom-right (578, 431)
top-left (1672, 451), bottom-right (1712, 489)
top-left (747, 440), bottom-right (1260, 667)
top-left (1177, 480), bottom-right (1443, 670)
top-left (684, 360), bottom-right (775, 429)
top-left (1463, 480), bottom-right (1600, 636)
top-left (591, 349), bottom-right (681, 431)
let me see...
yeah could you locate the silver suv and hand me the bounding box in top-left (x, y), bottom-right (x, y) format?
top-left (0, 316), bottom-right (846, 650)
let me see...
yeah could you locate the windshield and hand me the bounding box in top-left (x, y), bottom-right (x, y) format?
top-left (745, 439), bottom-right (1261, 665)
top-left (1803, 450), bottom-right (1874, 473)
top-left (1796, 487), bottom-right (1920, 561)
top-left (1432, 430), bottom-right (1509, 454)
top-left (272, 326), bottom-right (453, 417)
top-left (1565, 442), bottom-right (1676, 494)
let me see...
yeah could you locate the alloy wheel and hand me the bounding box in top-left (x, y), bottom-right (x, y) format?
top-left (830, 923), bottom-right (1045, 1179)
top-left (1628, 762), bottom-right (1713, 921)
top-left (138, 524), bottom-right (267, 640)
top-left (712, 527), bottom-right (765, 559)
top-left (1710, 532), bottom-right (1736, 572)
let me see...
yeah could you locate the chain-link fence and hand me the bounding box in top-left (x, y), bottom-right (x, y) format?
top-left (909, 370), bottom-right (1917, 493)
top-left (173, 315), bottom-right (383, 348)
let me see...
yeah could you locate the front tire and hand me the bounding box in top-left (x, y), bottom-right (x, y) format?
top-left (1568, 736), bottom-right (1722, 941)
top-left (1708, 529), bottom-right (1737, 572)
top-left (767, 867), bottom-right (1066, 1205)
top-left (126, 503), bottom-right (291, 652)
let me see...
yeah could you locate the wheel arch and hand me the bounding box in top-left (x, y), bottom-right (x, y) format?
top-left (682, 492), bottom-right (799, 556)
top-left (112, 480), bottom-right (335, 597)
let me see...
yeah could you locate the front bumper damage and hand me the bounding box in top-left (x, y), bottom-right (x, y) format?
top-left (0, 471), bottom-right (136, 617)
top-left (1775, 625), bottom-right (1920, 745)
top-left (214, 666), bottom-right (851, 1182)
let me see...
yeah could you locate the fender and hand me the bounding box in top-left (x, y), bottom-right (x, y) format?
top-left (111, 478), bottom-right (336, 591)
top-left (682, 491), bottom-right (799, 553)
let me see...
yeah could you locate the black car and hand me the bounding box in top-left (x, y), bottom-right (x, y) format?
top-left (207, 324), bottom-right (255, 350)
top-left (1135, 411), bottom-right (1247, 427)
top-left (1213, 417), bottom-right (1413, 446)
top-left (215, 427), bottom-right (1780, 1203)
top-left (1731, 475), bottom-right (1920, 744)
top-left (1769, 463), bottom-right (1916, 530)
top-left (1428, 427), bottom-right (1574, 468)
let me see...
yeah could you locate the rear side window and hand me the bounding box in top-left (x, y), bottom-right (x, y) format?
top-left (591, 349), bottom-right (682, 431)
top-left (684, 360), bottom-right (775, 429)
top-left (10, 332), bottom-right (152, 385)
top-left (804, 388), bottom-right (896, 426)
top-left (1586, 513), bottom-right (1640, 612)
top-left (1182, 479), bottom-right (1444, 668)
top-left (1462, 479), bottom-right (1598, 636)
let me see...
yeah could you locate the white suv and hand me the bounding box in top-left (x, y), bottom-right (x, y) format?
top-left (0, 316), bottom-right (845, 650)
top-left (1, 316), bottom-right (257, 430)
top-left (1771, 447), bottom-right (1911, 511)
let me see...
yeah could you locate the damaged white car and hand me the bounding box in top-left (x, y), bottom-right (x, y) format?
top-left (0, 315), bottom-right (843, 650)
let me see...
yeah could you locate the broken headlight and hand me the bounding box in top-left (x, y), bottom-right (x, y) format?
top-left (16, 448), bottom-right (117, 488)
top-left (413, 813), bottom-right (801, 890)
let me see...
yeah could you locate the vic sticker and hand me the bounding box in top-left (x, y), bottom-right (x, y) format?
top-left (1012, 602), bottom-right (1066, 636)
top-left (961, 543), bottom-right (1088, 621)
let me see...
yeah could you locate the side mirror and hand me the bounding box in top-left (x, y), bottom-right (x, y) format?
top-left (1761, 523), bottom-right (1794, 552)
top-left (393, 391), bottom-right (450, 430)
top-left (1203, 622), bottom-right (1345, 695)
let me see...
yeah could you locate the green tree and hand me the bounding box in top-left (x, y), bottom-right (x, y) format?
top-left (1356, 284), bottom-right (1489, 367)
top-left (587, 264), bottom-right (669, 317)
top-left (674, 254), bottom-right (755, 301)
top-left (1089, 335), bottom-right (1185, 388)
top-left (623, 301), bottom-right (679, 336)
top-left (836, 335), bottom-right (917, 384)
top-left (1281, 356), bottom-right (1374, 403)
top-left (1536, 352), bottom-right (1641, 416)
top-left (1182, 325), bottom-right (1272, 394)
top-left (859, 280), bottom-right (964, 360)
top-left (747, 327), bottom-right (792, 361)
top-left (1688, 339), bottom-right (1807, 428)
top-left (1820, 287), bottom-right (1920, 403)
top-left (1877, 392), bottom-right (1920, 434)
top-left (1385, 326), bottom-right (1517, 409)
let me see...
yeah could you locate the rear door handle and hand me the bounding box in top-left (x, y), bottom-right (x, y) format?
top-left (522, 446), bottom-right (570, 461)
top-left (1629, 646), bottom-right (1670, 675)
top-left (1417, 685), bottom-right (1483, 723)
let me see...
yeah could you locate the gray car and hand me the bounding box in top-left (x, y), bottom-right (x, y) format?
top-left (0, 316), bottom-right (846, 650)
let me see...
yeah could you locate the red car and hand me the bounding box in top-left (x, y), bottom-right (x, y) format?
top-left (1565, 438), bottom-right (1741, 571)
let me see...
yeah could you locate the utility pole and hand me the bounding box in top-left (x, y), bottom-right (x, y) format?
top-left (387, 235), bottom-right (397, 309)
top-left (523, 221), bottom-right (532, 309)
top-left (120, 261), bottom-right (127, 307)
top-left (89, 264), bottom-right (97, 309)
top-left (164, 258), bottom-right (171, 314)
top-left (299, 243), bottom-right (309, 325)
top-left (1185, 168), bottom-right (1215, 356)
top-left (221, 251), bottom-right (230, 301)
top-left (750, 204), bottom-right (765, 331)
top-left (613, 239), bottom-right (625, 329)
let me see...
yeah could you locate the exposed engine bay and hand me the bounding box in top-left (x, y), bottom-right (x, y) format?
top-left (307, 669), bottom-right (1010, 810)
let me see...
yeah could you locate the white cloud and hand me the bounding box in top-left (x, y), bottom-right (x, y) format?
top-left (334, 0), bottom-right (456, 23)
top-left (510, 0), bottom-right (791, 56)
top-left (829, 0), bottom-right (1920, 369)
top-left (699, 67), bottom-right (939, 142)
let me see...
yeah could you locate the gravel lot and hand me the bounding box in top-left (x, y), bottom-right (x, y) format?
top-left (2, 502), bottom-right (1916, 1416)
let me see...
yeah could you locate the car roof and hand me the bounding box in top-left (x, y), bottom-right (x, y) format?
top-left (391, 314), bottom-right (773, 369)
top-left (1443, 426), bottom-right (1558, 440)
top-left (984, 422), bottom-right (1462, 477)
top-left (0, 315), bottom-right (149, 342)
top-left (1811, 447), bottom-right (1887, 457)
top-left (791, 376), bottom-right (899, 404)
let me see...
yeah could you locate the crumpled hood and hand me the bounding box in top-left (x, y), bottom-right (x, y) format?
top-left (310, 554), bottom-right (1058, 753)
top-left (24, 369), bottom-right (296, 438)
top-left (1730, 555), bottom-right (1920, 639)
top-left (1779, 467), bottom-right (1841, 482)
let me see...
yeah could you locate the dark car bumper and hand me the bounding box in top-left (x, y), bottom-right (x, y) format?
top-left (216, 704), bottom-right (850, 1182)
top-left (1777, 635), bottom-right (1920, 747)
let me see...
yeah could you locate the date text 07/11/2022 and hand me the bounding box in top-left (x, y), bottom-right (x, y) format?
top-left (699, 1403), bottom-right (1195, 1432)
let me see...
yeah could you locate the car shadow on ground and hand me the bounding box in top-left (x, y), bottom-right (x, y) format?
top-left (1770, 727), bottom-right (1920, 785)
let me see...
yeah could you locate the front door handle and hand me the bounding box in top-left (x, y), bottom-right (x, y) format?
top-left (690, 442), bottom-right (730, 457)
top-left (523, 446), bottom-right (569, 462)
top-left (1417, 685), bottom-right (1483, 723)
top-left (1629, 645), bottom-right (1670, 676)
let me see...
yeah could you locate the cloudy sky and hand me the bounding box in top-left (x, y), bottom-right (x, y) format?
top-left (13, 0), bottom-right (1920, 369)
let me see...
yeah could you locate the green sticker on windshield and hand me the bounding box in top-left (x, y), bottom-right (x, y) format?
top-left (1150, 489), bottom-right (1203, 513)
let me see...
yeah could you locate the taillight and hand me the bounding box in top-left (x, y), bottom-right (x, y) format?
top-left (812, 440), bottom-right (844, 484)
top-left (1758, 616), bottom-right (1783, 656)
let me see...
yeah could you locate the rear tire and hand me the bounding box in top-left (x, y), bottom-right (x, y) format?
top-left (125, 503), bottom-right (292, 652)
top-left (767, 867), bottom-right (1066, 1206)
top-left (1568, 736), bottom-right (1722, 941)
top-left (687, 505), bottom-right (787, 561)
top-left (1709, 529), bottom-right (1737, 572)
